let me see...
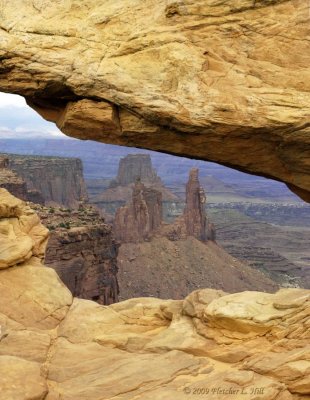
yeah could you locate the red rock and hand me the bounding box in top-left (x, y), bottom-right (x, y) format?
top-left (45, 225), bottom-right (119, 305)
top-left (183, 168), bottom-right (208, 242)
top-left (113, 180), bottom-right (162, 243)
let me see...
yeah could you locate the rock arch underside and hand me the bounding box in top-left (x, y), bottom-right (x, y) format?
top-left (0, 1), bottom-right (309, 399)
top-left (0, 0), bottom-right (309, 201)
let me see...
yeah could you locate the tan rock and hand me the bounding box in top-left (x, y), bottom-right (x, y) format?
top-left (0, 1), bottom-right (309, 200)
top-left (58, 297), bottom-right (169, 350)
top-left (0, 356), bottom-right (48, 400)
top-left (56, 99), bottom-right (121, 139)
top-left (0, 262), bottom-right (73, 329)
top-left (0, 329), bottom-right (51, 363)
top-left (0, 188), bottom-right (23, 218)
top-left (205, 289), bottom-right (310, 336)
top-left (47, 340), bottom-right (205, 400)
top-left (0, 219), bottom-right (33, 269)
top-left (183, 288), bottom-right (227, 319)
top-left (0, 191), bottom-right (309, 398)
top-left (243, 347), bottom-right (310, 395)
top-left (0, 189), bottom-right (49, 269)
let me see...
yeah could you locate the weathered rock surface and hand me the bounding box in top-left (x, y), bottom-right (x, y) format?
top-left (0, 155), bottom-right (121, 304)
top-left (19, 201), bottom-right (119, 305)
top-left (0, 155), bottom-right (45, 204)
top-left (93, 154), bottom-right (180, 217)
top-left (0, 158), bottom-right (119, 304)
top-left (161, 168), bottom-right (214, 241)
top-left (110, 154), bottom-right (161, 187)
top-left (0, 156), bottom-right (29, 203)
top-left (183, 167), bottom-right (208, 241)
top-left (117, 237), bottom-right (279, 300)
top-left (6, 154), bottom-right (88, 208)
top-left (114, 180), bottom-right (162, 243)
top-left (38, 204), bottom-right (120, 305)
top-left (0, 1), bottom-right (309, 200)
top-left (0, 188), bottom-right (48, 269)
top-left (0, 191), bottom-right (308, 399)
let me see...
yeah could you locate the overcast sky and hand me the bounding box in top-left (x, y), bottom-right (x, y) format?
top-left (0, 92), bottom-right (67, 138)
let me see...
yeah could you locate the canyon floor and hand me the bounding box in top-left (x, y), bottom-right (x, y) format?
top-left (209, 208), bottom-right (310, 289)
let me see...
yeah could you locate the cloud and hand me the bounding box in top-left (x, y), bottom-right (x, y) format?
top-left (0, 127), bottom-right (69, 139)
top-left (0, 92), bottom-right (26, 108)
top-left (0, 92), bottom-right (67, 138)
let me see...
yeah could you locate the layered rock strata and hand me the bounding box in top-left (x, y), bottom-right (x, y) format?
top-left (114, 167), bottom-right (211, 243)
top-left (110, 154), bottom-right (161, 187)
top-left (93, 154), bottom-right (180, 216)
top-left (34, 203), bottom-right (119, 305)
top-left (0, 155), bottom-right (44, 204)
top-left (0, 1), bottom-right (309, 200)
top-left (0, 157), bottom-right (119, 303)
top-left (114, 180), bottom-right (162, 243)
top-left (6, 154), bottom-right (88, 208)
top-left (0, 190), bottom-right (309, 399)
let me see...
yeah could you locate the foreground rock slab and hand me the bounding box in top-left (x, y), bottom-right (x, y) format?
top-left (0, 1), bottom-right (309, 200)
top-left (0, 189), bottom-right (309, 399)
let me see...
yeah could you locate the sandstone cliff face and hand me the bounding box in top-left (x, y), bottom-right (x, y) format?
top-left (113, 180), bottom-right (162, 243)
top-left (7, 154), bottom-right (88, 208)
top-left (0, 190), bottom-right (309, 399)
top-left (0, 156), bottom-right (119, 304)
top-left (92, 154), bottom-right (180, 218)
top-left (33, 203), bottom-right (120, 305)
top-left (114, 167), bottom-right (211, 244)
top-left (110, 154), bottom-right (161, 187)
top-left (0, 1), bottom-right (309, 201)
top-left (0, 156), bottom-right (29, 202)
top-left (45, 226), bottom-right (119, 305)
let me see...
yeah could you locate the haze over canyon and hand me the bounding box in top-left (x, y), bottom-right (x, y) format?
top-left (0, 0), bottom-right (309, 399)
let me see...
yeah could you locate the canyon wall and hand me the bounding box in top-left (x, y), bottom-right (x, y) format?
top-left (0, 159), bottom-right (119, 305)
top-left (1, 189), bottom-right (308, 399)
top-left (7, 154), bottom-right (88, 208)
top-left (34, 204), bottom-right (120, 305)
top-left (0, 1), bottom-right (309, 201)
top-left (110, 154), bottom-right (161, 187)
top-left (0, 155), bottom-right (45, 204)
top-left (45, 226), bottom-right (119, 305)
top-left (0, 156), bottom-right (28, 202)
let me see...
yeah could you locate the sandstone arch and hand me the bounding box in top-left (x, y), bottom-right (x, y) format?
top-left (0, 0), bottom-right (309, 200)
